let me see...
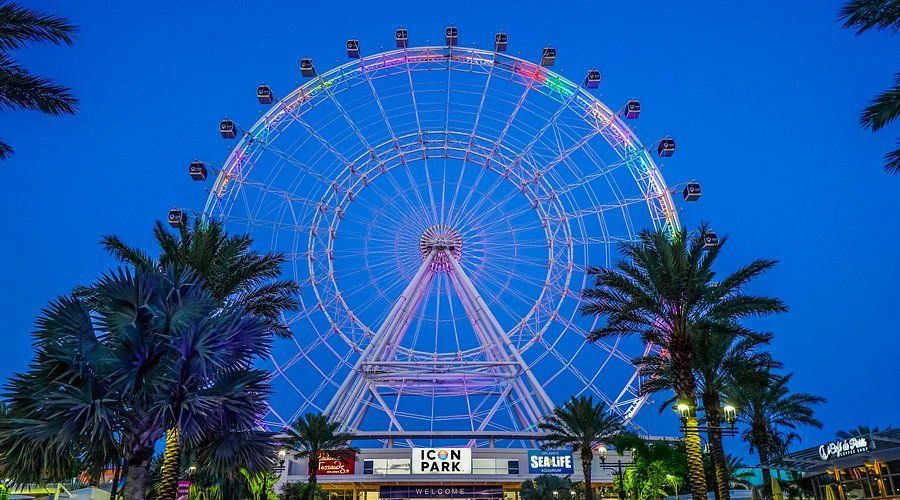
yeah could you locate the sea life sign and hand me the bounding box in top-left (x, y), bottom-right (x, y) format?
top-left (528, 450), bottom-right (574, 474)
top-left (412, 448), bottom-right (472, 474)
top-left (818, 437), bottom-right (869, 460)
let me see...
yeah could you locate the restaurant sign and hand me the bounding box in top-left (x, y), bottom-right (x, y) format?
top-left (412, 448), bottom-right (472, 474)
top-left (818, 437), bottom-right (869, 461)
top-left (528, 450), bottom-right (574, 474)
top-left (380, 486), bottom-right (503, 499)
top-left (316, 450), bottom-right (356, 475)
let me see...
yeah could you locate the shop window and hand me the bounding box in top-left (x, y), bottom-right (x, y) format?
top-left (362, 458), bottom-right (411, 474)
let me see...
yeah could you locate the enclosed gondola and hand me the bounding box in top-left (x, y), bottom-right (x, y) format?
top-left (168, 208), bottom-right (186, 228)
top-left (346, 39), bottom-right (360, 58)
top-left (657, 137), bottom-right (676, 157)
top-left (494, 32), bottom-right (508, 52)
top-left (624, 99), bottom-right (641, 119)
top-left (219, 119), bottom-right (237, 139)
top-left (682, 182), bottom-right (701, 201)
top-left (584, 69), bottom-right (601, 89)
top-left (395, 28), bottom-right (408, 48)
top-left (189, 160), bottom-right (207, 181)
top-left (703, 230), bottom-right (719, 249)
top-left (540, 46), bottom-right (556, 66)
top-left (300, 58), bottom-right (316, 77)
top-left (445, 26), bottom-right (458, 46)
top-left (257, 84), bottom-right (273, 105)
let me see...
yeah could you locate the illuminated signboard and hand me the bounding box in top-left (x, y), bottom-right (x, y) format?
top-left (412, 448), bottom-right (472, 474)
top-left (316, 450), bottom-right (356, 475)
top-left (528, 450), bottom-right (574, 474)
top-left (818, 437), bottom-right (869, 461)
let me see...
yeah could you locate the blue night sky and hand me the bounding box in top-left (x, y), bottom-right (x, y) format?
top-left (2, 0), bottom-right (898, 455)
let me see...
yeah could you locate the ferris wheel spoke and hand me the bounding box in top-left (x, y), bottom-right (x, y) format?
top-left (205, 46), bottom-right (680, 433)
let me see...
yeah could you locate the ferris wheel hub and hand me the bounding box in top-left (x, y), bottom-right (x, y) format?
top-left (419, 224), bottom-right (463, 273)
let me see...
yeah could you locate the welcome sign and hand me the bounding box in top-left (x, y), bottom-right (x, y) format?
top-left (412, 448), bottom-right (472, 474)
top-left (528, 450), bottom-right (574, 474)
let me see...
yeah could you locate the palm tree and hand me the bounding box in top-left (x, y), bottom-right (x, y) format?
top-left (95, 217), bottom-right (299, 499)
top-left (836, 424), bottom-right (891, 440)
top-left (538, 395), bottom-right (623, 500)
top-left (837, 0), bottom-right (900, 173)
top-left (639, 328), bottom-right (780, 500)
top-left (0, 2), bottom-right (78, 159)
top-left (284, 413), bottom-right (357, 485)
top-left (97, 217), bottom-right (299, 337)
top-left (730, 372), bottom-right (824, 498)
top-left (520, 475), bottom-right (575, 500)
top-left (580, 225), bottom-right (786, 500)
top-left (0, 266), bottom-right (277, 498)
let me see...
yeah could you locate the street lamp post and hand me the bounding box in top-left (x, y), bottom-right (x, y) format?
top-left (597, 445), bottom-right (631, 500)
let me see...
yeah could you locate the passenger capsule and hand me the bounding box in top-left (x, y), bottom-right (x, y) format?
top-left (395, 28), bottom-right (408, 48)
top-left (585, 69), bottom-right (601, 89)
top-left (346, 39), bottom-right (360, 59)
top-left (657, 138), bottom-right (676, 157)
top-left (445, 26), bottom-right (458, 46)
top-left (300, 58), bottom-right (316, 77)
top-left (219, 119), bottom-right (237, 139)
top-left (624, 99), bottom-right (641, 119)
top-left (494, 32), bottom-right (508, 52)
top-left (168, 209), bottom-right (187, 228)
top-left (683, 182), bottom-right (701, 201)
top-left (189, 160), bottom-right (207, 181)
top-left (257, 84), bottom-right (273, 105)
top-left (540, 46), bottom-right (556, 67)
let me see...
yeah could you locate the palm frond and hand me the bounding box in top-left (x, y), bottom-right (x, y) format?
top-left (860, 76), bottom-right (900, 132)
top-left (838, 0), bottom-right (900, 35)
top-left (0, 2), bottom-right (76, 50)
top-left (0, 53), bottom-right (77, 115)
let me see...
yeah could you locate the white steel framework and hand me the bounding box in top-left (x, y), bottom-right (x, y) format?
top-left (202, 42), bottom-right (681, 444)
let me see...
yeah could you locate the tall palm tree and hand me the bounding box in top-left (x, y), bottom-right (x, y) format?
top-left (96, 217), bottom-right (299, 499)
top-left (580, 225), bottom-right (786, 500)
top-left (0, 266), bottom-right (277, 499)
top-left (639, 328), bottom-right (780, 500)
top-left (538, 395), bottom-right (623, 500)
top-left (730, 372), bottom-right (824, 498)
top-left (836, 424), bottom-right (891, 440)
top-left (838, 0), bottom-right (900, 173)
top-left (284, 413), bottom-right (357, 485)
top-left (0, 2), bottom-right (78, 159)
top-left (98, 217), bottom-right (299, 337)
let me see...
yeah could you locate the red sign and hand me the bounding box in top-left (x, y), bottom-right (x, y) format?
top-left (176, 480), bottom-right (191, 500)
top-left (317, 450), bottom-right (356, 475)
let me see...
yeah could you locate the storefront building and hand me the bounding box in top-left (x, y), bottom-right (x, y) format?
top-left (770, 428), bottom-right (900, 500)
top-left (276, 432), bottom-right (639, 500)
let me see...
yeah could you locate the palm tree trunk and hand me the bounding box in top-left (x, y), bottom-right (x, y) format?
top-left (159, 428), bottom-right (182, 500)
top-left (703, 394), bottom-right (730, 500)
top-left (581, 447), bottom-right (594, 500)
top-left (758, 446), bottom-right (771, 500)
top-left (122, 446), bottom-right (154, 499)
top-left (671, 337), bottom-right (707, 500)
top-left (308, 450), bottom-right (319, 485)
top-left (683, 417), bottom-right (708, 500)
top-left (109, 456), bottom-right (123, 500)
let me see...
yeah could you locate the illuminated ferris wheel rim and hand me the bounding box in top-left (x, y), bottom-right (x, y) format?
top-left (198, 41), bottom-right (686, 431)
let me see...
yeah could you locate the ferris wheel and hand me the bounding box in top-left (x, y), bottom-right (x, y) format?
top-left (188, 27), bottom-right (697, 443)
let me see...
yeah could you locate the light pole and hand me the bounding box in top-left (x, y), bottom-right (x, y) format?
top-left (597, 445), bottom-right (631, 500)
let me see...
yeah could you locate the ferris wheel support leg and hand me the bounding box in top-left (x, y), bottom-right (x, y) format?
top-left (447, 255), bottom-right (556, 417)
top-left (447, 264), bottom-right (544, 429)
top-left (325, 251), bottom-right (437, 426)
